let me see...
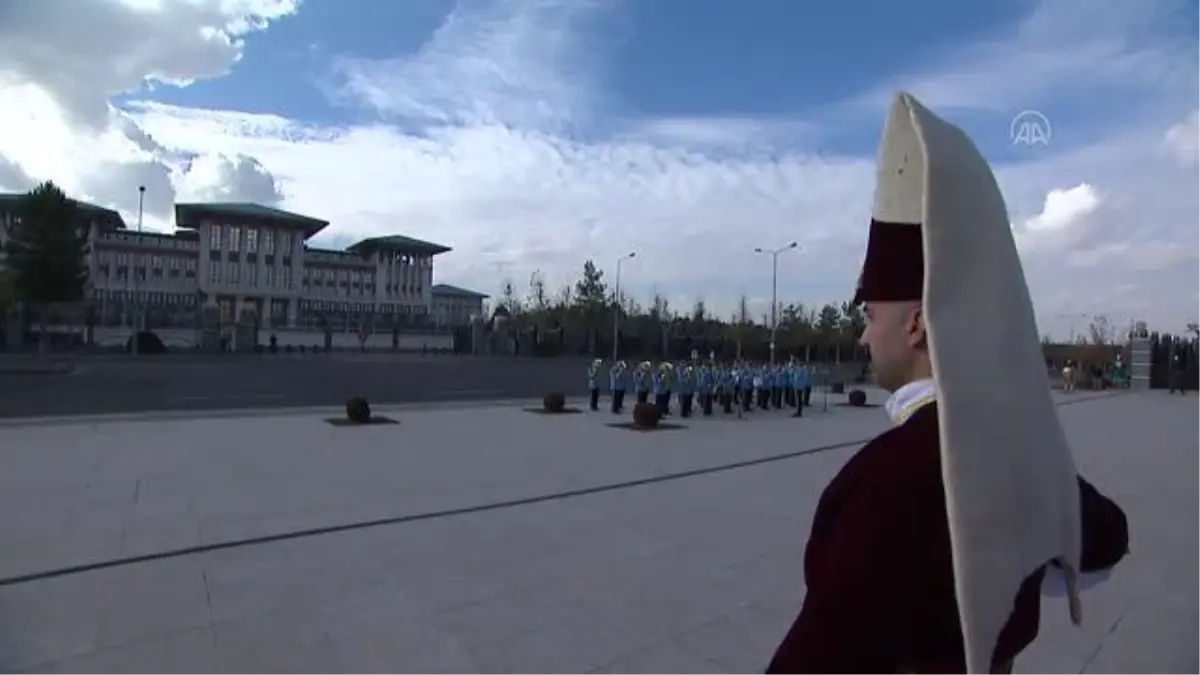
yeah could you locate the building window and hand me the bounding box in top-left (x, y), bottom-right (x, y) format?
top-left (283, 267), bottom-right (293, 289)
top-left (279, 231), bottom-right (290, 252)
top-left (210, 261), bottom-right (221, 283)
top-left (246, 228), bottom-right (258, 253)
top-left (229, 264), bottom-right (240, 283)
top-left (265, 266), bottom-right (276, 287)
top-left (248, 265), bottom-right (258, 287)
top-left (210, 225), bottom-right (222, 250)
top-left (229, 226), bottom-right (241, 251)
top-left (264, 229), bottom-right (275, 254)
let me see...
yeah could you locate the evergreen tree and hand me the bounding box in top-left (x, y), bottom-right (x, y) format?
top-left (573, 260), bottom-right (607, 354)
top-left (4, 181), bottom-right (90, 354)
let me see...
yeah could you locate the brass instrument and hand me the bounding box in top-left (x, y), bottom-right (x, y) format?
top-left (611, 359), bottom-right (627, 374)
top-left (656, 361), bottom-right (674, 386)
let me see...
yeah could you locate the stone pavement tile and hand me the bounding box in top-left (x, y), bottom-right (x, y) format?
top-left (201, 531), bottom-right (397, 625)
top-left (587, 639), bottom-right (729, 673)
top-left (673, 608), bottom-right (783, 674)
top-left (465, 604), bottom-right (660, 674)
top-left (573, 555), bottom-right (772, 642)
top-left (119, 512), bottom-right (204, 558)
top-left (382, 555), bottom-right (514, 614)
top-left (200, 542), bottom-right (313, 623)
top-left (310, 581), bottom-right (433, 643)
top-left (330, 627), bottom-right (481, 674)
top-left (208, 602), bottom-right (344, 673)
top-left (0, 558), bottom-right (210, 672)
top-left (21, 627), bottom-right (220, 674)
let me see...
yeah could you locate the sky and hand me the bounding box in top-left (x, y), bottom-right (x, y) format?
top-left (0, 0), bottom-right (1196, 339)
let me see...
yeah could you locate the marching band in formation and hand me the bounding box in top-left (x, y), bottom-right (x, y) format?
top-left (586, 351), bottom-right (816, 419)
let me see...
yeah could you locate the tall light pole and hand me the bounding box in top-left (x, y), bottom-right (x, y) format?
top-left (132, 185), bottom-right (146, 356)
top-left (754, 241), bottom-right (799, 364)
top-left (612, 252), bottom-right (636, 361)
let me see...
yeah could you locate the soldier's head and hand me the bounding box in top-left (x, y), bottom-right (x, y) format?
top-left (859, 300), bottom-right (930, 392)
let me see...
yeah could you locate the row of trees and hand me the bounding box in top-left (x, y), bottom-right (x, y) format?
top-left (0, 181), bottom-right (92, 354)
top-left (490, 260), bottom-right (869, 361)
top-left (489, 261), bottom-right (1169, 363)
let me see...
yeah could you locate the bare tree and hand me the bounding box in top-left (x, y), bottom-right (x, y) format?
top-left (1087, 314), bottom-right (1114, 345)
top-left (527, 270), bottom-right (548, 315)
top-left (498, 279), bottom-right (522, 316)
top-left (731, 294), bottom-right (751, 359)
top-left (736, 294), bottom-right (751, 325)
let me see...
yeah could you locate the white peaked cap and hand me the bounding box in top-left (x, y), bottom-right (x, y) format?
top-left (868, 92), bottom-right (1084, 673)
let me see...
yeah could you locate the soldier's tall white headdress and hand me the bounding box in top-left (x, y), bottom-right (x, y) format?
top-left (855, 92), bottom-right (1083, 674)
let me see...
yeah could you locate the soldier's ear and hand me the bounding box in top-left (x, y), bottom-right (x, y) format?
top-left (907, 305), bottom-right (928, 350)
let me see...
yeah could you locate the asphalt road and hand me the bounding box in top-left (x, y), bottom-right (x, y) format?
top-left (0, 355), bottom-right (592, 418)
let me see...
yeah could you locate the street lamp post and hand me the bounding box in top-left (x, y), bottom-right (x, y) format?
top-left (612, 252), bottom-right (636, 361)
top-left (132, 185), bottom-right (146, 356)
top-left (754, 241), bottom-right (799, 365)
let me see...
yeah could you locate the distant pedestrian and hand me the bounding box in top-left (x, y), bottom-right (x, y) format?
top-left (1168, 354), bottom-right (1187, 394)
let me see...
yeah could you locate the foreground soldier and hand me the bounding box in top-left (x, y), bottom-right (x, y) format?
top-left (740, 365), bottom-right (754, 413)
top-left (719, 365), bottom-right (735, 414)
top-left (766, 93), bottom-right (1129, 674)
top-left (587, 358), bottom-right (602, 411)
top-left (772, 364), bottom-right (785, 409)
top-left (633, 362), bottom-right (651, 404)
top-left (790, 363), bottom-right (804, 418)
top-left (678, 364), bottom-right (696, 417)
top-left (698, 363), bottom-right (715, 416)
top-left (609, 360), bottom-right (627, 413)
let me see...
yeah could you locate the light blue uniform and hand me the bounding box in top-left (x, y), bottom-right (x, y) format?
top-left (610, 368), bottom-right (625, 391)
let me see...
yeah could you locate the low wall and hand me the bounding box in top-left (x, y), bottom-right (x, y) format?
top-left (91, 326), bottom-right (453, 352)
top-left (261, 329), bottom-right (452, 351)
top-left (94, 327), bottom-right (198, 349)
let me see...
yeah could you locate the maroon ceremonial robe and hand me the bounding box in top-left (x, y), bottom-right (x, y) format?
top-left (766, 402), bottom-right (1129, 674)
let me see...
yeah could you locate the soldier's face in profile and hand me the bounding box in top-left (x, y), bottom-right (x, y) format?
top-left (860, 301), bottom-right (926, 391)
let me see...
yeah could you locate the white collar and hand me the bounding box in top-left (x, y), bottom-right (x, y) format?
top-left (885, 377), bottom-right (937, 424)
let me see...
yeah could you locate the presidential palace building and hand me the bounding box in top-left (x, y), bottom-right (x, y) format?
top-left (0, 195), bottom-right (488, 351)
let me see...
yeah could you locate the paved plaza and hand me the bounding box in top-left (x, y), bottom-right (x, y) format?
top-left (0, 389), bottom-right (1194, 673)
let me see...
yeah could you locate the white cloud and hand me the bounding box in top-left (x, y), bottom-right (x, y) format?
top-left (0, 0), bottom-right (298, 217)
top-left (1012, 182), bottom-right (1105, 258)
top-left (620, 116), bottom-right (819, 152)
top-left (0, 0), bottom-right (1196, 340)
top-left (1023, 183), bottom-right (1103, 233)
top-left (1163, 109), bottom-right (1199, 167)
top-left (177, 154), bottom-right (285, 205)
top-left (845, 0), bottom-right (1197, 115)
top-left (323, 0), bottom-right (616, 131)
top-left (0, 156), bottom-right (34, 193)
